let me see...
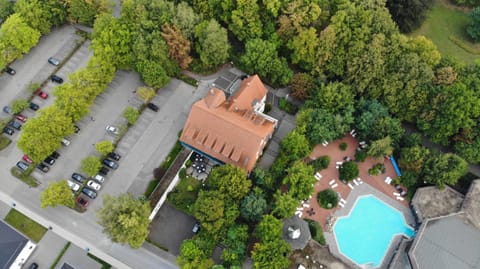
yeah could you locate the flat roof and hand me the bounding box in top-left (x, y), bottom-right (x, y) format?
top-left (0, 220), bottom-right (29, 269)
top-left (411, 185), bottom-right (464, 223)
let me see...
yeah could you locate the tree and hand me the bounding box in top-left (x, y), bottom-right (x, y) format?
top-left (240, 38), bottom-right (293, 86)
top-left (280, 130), bottom-right (311, 162)
top-left (229, 0), bottom-right (263, 41)
top-left (282, 161), bottom-right (315, 201)
top-left (207, 165), bottom-right (251, 201)
top-left (303, 108), bottom-right (354, 145)
top-left (54, 83), bottom-right (93, 122)
top-left (251, 239), bottom-right (291, 269)
top-left (422, 153), bottom-right (468, 188)
top-left (161, 24), bottom-right (192, 69)
top-left (193, 190), bottom-right (225, 235)
top-left (136, 87), bottom-right (156, 104)
top-left (277, 0), bottom-right (322, 40)
top-left (194, 19), bottom-right (230, 69)
top-left (305, 82), bottom-right (354, 114)
top-left (455, 137), bottom-right (480, 163)
top-left (172, 2), bottom-right (201, 38)
top-left (136, 60), bottom-right (170, 88)
top-left (40, 180), bottom-right (75, 208)
top-left (68, 0), bottom-right (112, 26)
top-left (11, 99), bottom-right (29, 114)
top-left (0, 0), bottom-right (14, 22)
top-left (317, 189), bottom-right (339, 209)
top-left (95, 140), bottom-right (114, 155)
top-left (339, 161), bottom-right (359, 182)
top-left (433, 66), bottom-right (457, 85)
top-left (14, 0), bottom-right (67, 34)
top-left (399, 145), bottom-right (430, 172)
top-left (367, 136), bottom-right (394, 159)
top-left (288, 27), bottom-right (319, 70)
top-left (81, 156), bottom-right (102, 177)
top-left (240, 188), bottom-right (267, 222)
top-left (221, 224), bottom-right (249, 267)
top-left (250, 167), bottom-right (274, 190)
top-left (97, 194), bottom-right (151, 248)
top-left (18, 106), bottom-right (74, 163)
top-left (272, 191), bottom-right (298, 219)
top-left (0, 14), bottom-right (40, 64)
top-left (177, 239), bottom-right (215, 269)
top-left (386, 0), bottom-right (434, 33)
top-left (289, 73), bottom-right (315, 100)
top-left (467, 7), bottom-right (480, 42)
top-left (123, 106), bottom-right (139, 125)
top-left (255, 214), bottom-right (283, 242)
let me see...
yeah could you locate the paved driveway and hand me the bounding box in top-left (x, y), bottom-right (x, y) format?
top-left (148, 203), bottom-right (197, 255)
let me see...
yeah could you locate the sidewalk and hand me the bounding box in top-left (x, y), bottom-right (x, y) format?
top-left (27, 231), bottom-right (68, 269)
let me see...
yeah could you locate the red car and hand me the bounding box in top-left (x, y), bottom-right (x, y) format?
top-left (16, 114), bottom-right (27, 122)
top-left (37, 90), bottom-right (48, 99)
top-left (22, 154), bottom-right (33, 164)
top-left (76, 196), bottom-right (89, 208)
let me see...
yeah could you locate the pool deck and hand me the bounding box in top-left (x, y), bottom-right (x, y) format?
top-left (299, 134), bottom-right (416, 269)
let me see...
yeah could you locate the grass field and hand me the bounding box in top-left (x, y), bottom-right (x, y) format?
top-left (4, 209), bottom-right (47, 242)
top-left (411, 1), bottom-right (480, 63)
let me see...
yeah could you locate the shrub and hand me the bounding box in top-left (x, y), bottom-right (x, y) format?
top-left (179, 168), bottom-right (187, 179)
top-left (355, 150), bottom-right (367, 162)
top-left (339, 161), bottom-right (359, 182)
top-left (11, 99), bottom-right (29, 114)
top-left (339, 142), bottom-right (348, 151)
top-left (317, 189), bottom-right (338, 209)
top-left (123, 106), bottom-right (140, 125)
top-left (305, 219), bottom-right (326, 245)
top-left (278, 97), bottom-right (297, 115)
top-left (95, 140), bottom-right (114, 155)
top-left (399, 171), bottom-right (418, 188)
top-left (310, 156), bottom-right (330, 171)
top-left (80, 156), bottom-right (102, 177)
top-left (368, 163), bottom-right (385, 176)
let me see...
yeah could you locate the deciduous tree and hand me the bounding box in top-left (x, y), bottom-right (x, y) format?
top-left (339, 161), bottom-right (359, 182)
top-left (81, 156), bottom-right (102, 177)
top-left (136, 87), bottom-right (156, 104)
top-left (97, 194), bottom-right (151, 248)
top-left (280, 130), bottom-right (311, 162)
top-left (40, 180), bottom-right (75, 208)
top-left (468, 7), bottom-right (480, 42)
top-left (386, 0), bottom-right (433, 33)
top-left (207, 165), bottom-right (251, 201)
top-left (282, 161), bottom-right (315, 201)
top-left (177, 239), bottom-right (215, 269)
top-left (193, 190), bottom-right (225, 235)
top-left (194, 19), bottom-right (230, 69)
top-left (240, 188), bottom-right (267, 222)
top-left (123, 106), bottom-right (139, 125)
top-left (367, 136), bottom-right (394, 159)
top-left (422, 153), bottom-right (468, 188)
top-left (95, 140), bottom-right (114, 155)
top-left (229, 0), bottom-right (263, 41)
top-left (251, 239), bottom-right (291, 269)
top-left (0, 14), bottom-right (40, 64)
top-left (11, 99), bottom-right (29, 114)
top-left (289, 73), bottom-right (315, 100)
top-left (399, 145), bottom-right (430, 172)
top-left (161, 24), bottom-right (192, 69)
top-left (272, 191), bottom-right (298, 219)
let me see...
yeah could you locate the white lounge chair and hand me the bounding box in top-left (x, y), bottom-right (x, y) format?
top-left (396, 196), bottom-right (404, 201)
top-left (340, 198), bottom-right (347, 204)
top-left (297, 207), bottom-right (304, 211)
top-left (357, 178), bottom-right (364, 184)
top-left (331, 183), bottom-right (338, 189)
top-left (329, 179), bottom-right (336, 185)
top-left (336, 161), bottom-right (343, 165)
top-left (393, 192), bottom-right (400, 196)
top-left (348, 183), bottom-right (355, 190)
top-left (338, 203), bottom-right (345, 208)
top-left (303, 204), bottom-right (310, 208)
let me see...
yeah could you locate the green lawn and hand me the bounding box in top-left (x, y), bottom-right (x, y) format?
top-left (4, 209), bottom-right (47, 242)
top-left (411, 1), bottom-right (480, 63)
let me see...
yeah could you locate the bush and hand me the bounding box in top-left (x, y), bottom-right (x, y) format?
top-left (339, 142), bottom-right (348, 151)
top-left (339, 161), bottom-right (359, 182)
top-left (123, 106), bottom-right (140, 125)
top-left (179, 168), bottom-right (187, 179)
top-left (278, 97), bottom-right (297, 115)
top-left (11, 99), bottom-right (29, 114)
top-left (95, 140), bottom-right (114, 155)
top-left (355, 150), bottom-right (367, 162)
top-left (317, 189), bottom-right (338, 209)
top-left (80, 156), bottom-right (102, 177)
top-left (399, 171), bottom-right (418, 188)
top-left (310, 156), bottom-right (330, 171)
top-left (305, 219), bottom-right (326, 245)
top-left (167, 176), bottom-right (202, 214)
top-left (368, 163), bottom-right (385, 176)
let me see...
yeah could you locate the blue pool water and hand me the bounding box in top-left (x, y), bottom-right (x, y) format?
top-left (333, 195), bottom-right (415, 268)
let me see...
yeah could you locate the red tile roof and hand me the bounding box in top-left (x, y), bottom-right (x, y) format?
top-left (180, 75), bottom-right (275, 172)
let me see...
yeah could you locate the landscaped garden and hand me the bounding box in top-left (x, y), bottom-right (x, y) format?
top-left (411, 1), bottom-right (479, 63)
top-left (4, 209), bottom-right (47, 242)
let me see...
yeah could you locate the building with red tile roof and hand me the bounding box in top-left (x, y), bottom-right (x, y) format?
top-left (180, 75), bottom-right (277, 172)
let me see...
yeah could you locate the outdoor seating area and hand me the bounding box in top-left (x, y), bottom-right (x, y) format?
top-left (300, 133), bottom-right (409, 230)
top-left (186, 152), bottom-right (216, 181)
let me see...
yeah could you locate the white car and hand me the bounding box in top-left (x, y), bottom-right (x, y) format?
top-left (87, 180), bottom-right (102, 191)
top-left (106, 125), bottom-right (119, 135)
top-left (93, 174), bottom-right (105, 183)
top-left (67, 180), bottom-right (80, 192)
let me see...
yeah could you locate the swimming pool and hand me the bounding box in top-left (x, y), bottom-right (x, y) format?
top-left (333, 195), bottom-right (415, 268)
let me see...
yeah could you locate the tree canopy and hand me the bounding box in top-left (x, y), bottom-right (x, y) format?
top-left (40, 180), bottom-right (75, 208)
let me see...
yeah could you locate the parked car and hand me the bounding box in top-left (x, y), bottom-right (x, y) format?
top-left (76, 196), bottom-right (89, 207)
top-left (87, 180), bottom-right (102, 191)
top-left (16, 114), bottom-right (27, 122)
top-left (147, 103), bottom-right (159, 112)
top-left (98, 166), bottom-right (109, 176)
top-left (16, 161), bottom-right (29, 172)
top-left (3, 127), bottom-right (14, 135)
top-left (51, 75), bottom-right (64, 83)
top-left (44, 156), bottom-right (55, 165)
top-left (93, 174), bottom-right (105, 183)
top-left (5, 66), bottom-right (15, 75)
top-left (71, 173), bottom-right (86, 183)
top-left (8, 120), bottom-right (21, 130)
top-left (2, 106), bottom-right (12, 114)
top-left (192, 222), bottom-right (200, 234)
top-left (107, 152), bottom-right (121, 161)
top-left (48, 57), bottom-right (60, 66)
top-left (105, 125), bottom-right (119, 135)
top-left (74, 125), bottom-right (80, 133)
top-left (29, 102), bottom-right (39, 111)
top-left (36, 163), bottom-right (49, 173)
top-left (22, 154), bottom-right (33, 164)
top-left (37, 90), bottom-right (48, 99)
top-left (49, 151), bottom-right (60, 159)
top-left (27, 263), bottom-right (38, 269)
top-left (67, 180), bottom-right (80, 192)
top-left (102, 159), bottom-right (119, 169)
top-left (61, 138), bottom-right (71, 146)
top-left (82, 187), bottom-right (97, 199)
